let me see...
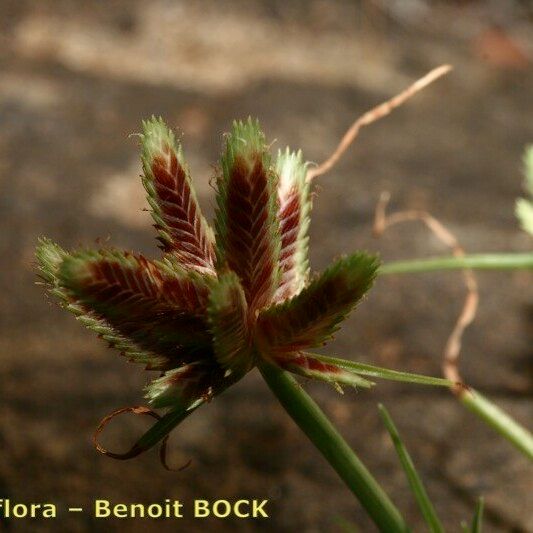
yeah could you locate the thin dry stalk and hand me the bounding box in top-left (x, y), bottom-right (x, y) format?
top-left (373, 192), bottom-right (478, 396)
top-left (306, 65), bottom-right (452, 182)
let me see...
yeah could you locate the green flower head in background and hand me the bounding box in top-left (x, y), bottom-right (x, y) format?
top-left (35, 117), bottom-right (395, 460)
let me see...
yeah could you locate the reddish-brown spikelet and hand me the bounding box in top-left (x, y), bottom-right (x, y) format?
top-left (274, 149), bottom-right (311, 301)
top-left (58, 250), bottom-right (213, 368)
top-left (258, 253), bottom-right (379, 354)
top-left (215, 119), bottom-right (281, 313)
top-left (223, 154), bottom-right (278, 310)
top-left (142, 117), bottom-right (215, 274)
top-left (84, 253), bottom-right (210, 314)
top-left (277, 186), bottom-right (301, 298)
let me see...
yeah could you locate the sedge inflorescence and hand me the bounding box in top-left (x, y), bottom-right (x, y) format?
top-left (36, 117), bottom-right (378, 454)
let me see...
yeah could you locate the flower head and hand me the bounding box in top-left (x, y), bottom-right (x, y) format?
top-left (36, 117), bottom-right (379, 457)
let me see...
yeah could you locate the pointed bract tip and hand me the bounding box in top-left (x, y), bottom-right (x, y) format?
top-left (224, 117), bottom-right (268, 168)
top-left (323, 252), bottom-right (381, 296)
top-left (144, 365), bottom-right (206, 410)
top-left (35, 238), bottom-right (67, 283)
top-left (276, 147), bottom-right (308, 194)
top-left (140, 116), bottom-right (183, 164)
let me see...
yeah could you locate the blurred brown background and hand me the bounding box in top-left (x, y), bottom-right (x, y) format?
top-left (0, 1), bottom-right (532, 531)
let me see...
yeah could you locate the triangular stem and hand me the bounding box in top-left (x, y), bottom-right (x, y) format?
top-left (259, 362), bottom-right (408, 532)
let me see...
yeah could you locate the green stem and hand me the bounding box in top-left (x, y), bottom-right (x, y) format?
top-left (379, 253), bottom-right (533, 275)
top-left (259, 362), bottom-right (408, 532)
top-left (379, 252), bottom-right (533, 461)
top-left (460, 389), bottom-right (533, 461)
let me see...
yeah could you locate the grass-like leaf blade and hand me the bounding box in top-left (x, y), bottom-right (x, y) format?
top-left (460, 390), bottom-right (533, 460)
top-left (378, 404), bottom-right (444, 533)
top-left (307, 352), bottom-right (454, 387)
top-left (470, 497), bottom-right (484, 533)
top-left (272, 352), bottom-right (374, 389)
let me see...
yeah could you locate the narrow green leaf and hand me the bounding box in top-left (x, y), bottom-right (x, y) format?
top-left (130, 399), bottom-right (204, 456)
top-left (307, 353), bottom-right (454, 387)
top-left (272, 352), bottom-right (374, 389)
top-left (378, 404), bottom-right (444, 533)
top-left (470, 497), bottom-right (484, 533)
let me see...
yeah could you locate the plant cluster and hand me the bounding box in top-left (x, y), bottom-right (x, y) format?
top-left (36, 72), bottom-right (533, 530)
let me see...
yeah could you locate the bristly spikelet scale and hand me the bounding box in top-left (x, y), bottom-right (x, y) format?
top-left (141, 116), bottom-right (215, 273)
top-left (37, 240), bottom-right (215, 370)
top-left (257, 253), bottom-right (379, 354)
top-left (274, 148), bottom-right (312, 301)
top-left (36, 237), bottom-right (67, 285)
top-left (207, 271), bottom-right (253, 376)
top-left (145, 361), bottom-right (225, 409)
top-left (214, 118), bottom-right (281, 312)
top-left (36, 239), bottom-right (172, 369)
top-left (57, 249), bottom-right (213, 317)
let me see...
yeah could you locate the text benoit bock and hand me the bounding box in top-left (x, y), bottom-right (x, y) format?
top-left (0, 498), bottom-right (270, 520)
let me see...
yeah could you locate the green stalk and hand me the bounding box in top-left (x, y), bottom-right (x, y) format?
top-left (259, 362), bottom-right (408, 532)
top-left (379, 253), bottom-right (533, 275)
top-left (379, 252), bottom-right (533, 460)
top-left (460, 389), bottom-right (533, 461)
